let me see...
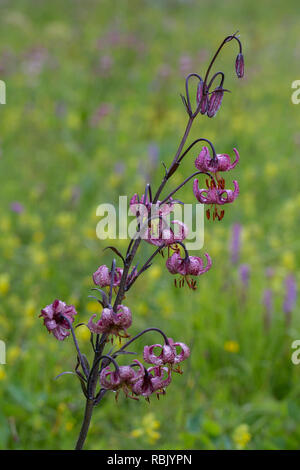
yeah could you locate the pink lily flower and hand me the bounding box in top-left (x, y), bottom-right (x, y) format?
top-left (40, 299), bottom-right (77, 341)
top-left (93, 264), bottom-right (123, 288)
top-left (143, 337), bottom-right (190, 369)
top-left (166, 251), bottom-right (212, 289)
top-left (131, 360), bottom-right (172, 398)
top-left (145, 219), bottom-right (188, 248)
top-left (193, 177), bottom-right (239, 221)
top-left (88, 305), bottom-right (132, 339)
top-left (130, 193), bottom-right (175, 217)
top-left (195, 146), bottom-right (239, 173)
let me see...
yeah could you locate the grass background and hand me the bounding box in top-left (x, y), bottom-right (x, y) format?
top-left (0, 0), bottom-right (300, 450)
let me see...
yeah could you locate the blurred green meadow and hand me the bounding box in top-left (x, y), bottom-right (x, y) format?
top-left (0, 0), bottom-right (300, 450)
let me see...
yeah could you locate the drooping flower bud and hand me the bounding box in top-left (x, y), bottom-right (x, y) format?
top-left (207, 86), bottom-right (224, 118)
top-left (235, 53), bottom-right (244, 78)
top-left (196, 80), bottom-right (209, 115)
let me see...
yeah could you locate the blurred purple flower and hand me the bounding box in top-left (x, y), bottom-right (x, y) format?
top-left (283, 275), bottom-right (297, 326)
top-left (97, 30), bottom-right (144, 54)
top-left (230, 223), bottom-right (242, 264)
top-left (157, 64), bottom-right (172, 79)
top-left (265, 267), bottom-right (274, 279)
top-left (179, 54), bottom-right (193, 76)
top-left (239, 264), bottom-right (250, 288)
top-left (115, 162), bottom-right (125, 175)
top-left (148, 143), bottom-right (159, 167)
top-left (89, 103), bottom-right (112, 127)
top-left (10, 202), bottom-right (24, 214)
top-left (22, 46), bottom-right (50, 77)
top-left (97, 54), bottom-right (114, 77)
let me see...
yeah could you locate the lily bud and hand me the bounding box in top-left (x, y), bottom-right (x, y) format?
top-left (235, 53), bottom-right (244, 78)
top-left (207, 86), bottom-right (224, 118)
top-left (196, 80), bottom-right (209, 115)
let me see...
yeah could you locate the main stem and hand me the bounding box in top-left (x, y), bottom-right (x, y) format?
top-left (75, 398), bottom-right (94, 450)
top-left (75, 340), bottom-right (106, 449)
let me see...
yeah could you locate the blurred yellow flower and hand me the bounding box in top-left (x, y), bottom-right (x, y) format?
top-left (131, 413), bottom-right (161, 444)
top-left (131, 428), bottom-right (143, 438)
top-left (281, 251), bottom-right (295, 270)
top-left (84, 227), bottom-right (97, 240)
top-left (0, 217), bottom-right (11, 232)
top-left (24, 300), bottom-right (39, 327)
top-left (76, 325), bottom-right (90, 342)
top-left (0, 366), bottom-right (7, 381)
top-left (224, 340), bottom-right (240, 353)
top-left (7, 346), bottom-right (21, 364)
top-left (148, 265), bottom-right (162, 280)
top-left (0, 274), bottom-right (10, 295)
top-left (136, 301), bottom-right (148, 316)
top-left (86, 301), bottom-right (101, 313)
top-left (108, 174), bottom-right (122, 188)
top-left (264, 162), bottom-right (278, 178)
top-left (68, 295), bottom-right (79, 308)
top-left (57, 403), bottom-right (67, 413)
top-left (25, 300), bottom-right (36, 318)
top-left (232, 424), bottom-right (251, 449)
top-left (66, 112), bottom-right (81, 130)
top-left (57, 212), bottom-right (75, 229)
top-left (65, 421), bottom-right (74, 431)
top-left (32, 231), bottom-right (45, 243)
top-left (30, 248), bottom-right (47, 265)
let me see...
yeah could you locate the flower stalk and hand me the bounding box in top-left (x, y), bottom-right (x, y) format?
top-left (39, 32), bottom-right (244, 450)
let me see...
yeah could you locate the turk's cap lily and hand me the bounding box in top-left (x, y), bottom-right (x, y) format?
top-left (131, 361), bottom-right (172, 397)
top-left (166, 251), bottom-right (212, 277)
top-left (130, 193), bottom-right (175, 217)
top-left (93, 264), bottom-right (123, 288)
top-left (193, 178), bottom-right (239, 205)
top-left (99, 365), bottom-right (139, 390)
top-left (88, 305), bottom-right (132, 337)
top-left (195, 146), bottom-right (239, 173)
top-left (143, 337), bottom-right (190, 366)
top-left (40, 299), bottom-right (77, 341)
top-left (145, 219), bottom-right (188, 247)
